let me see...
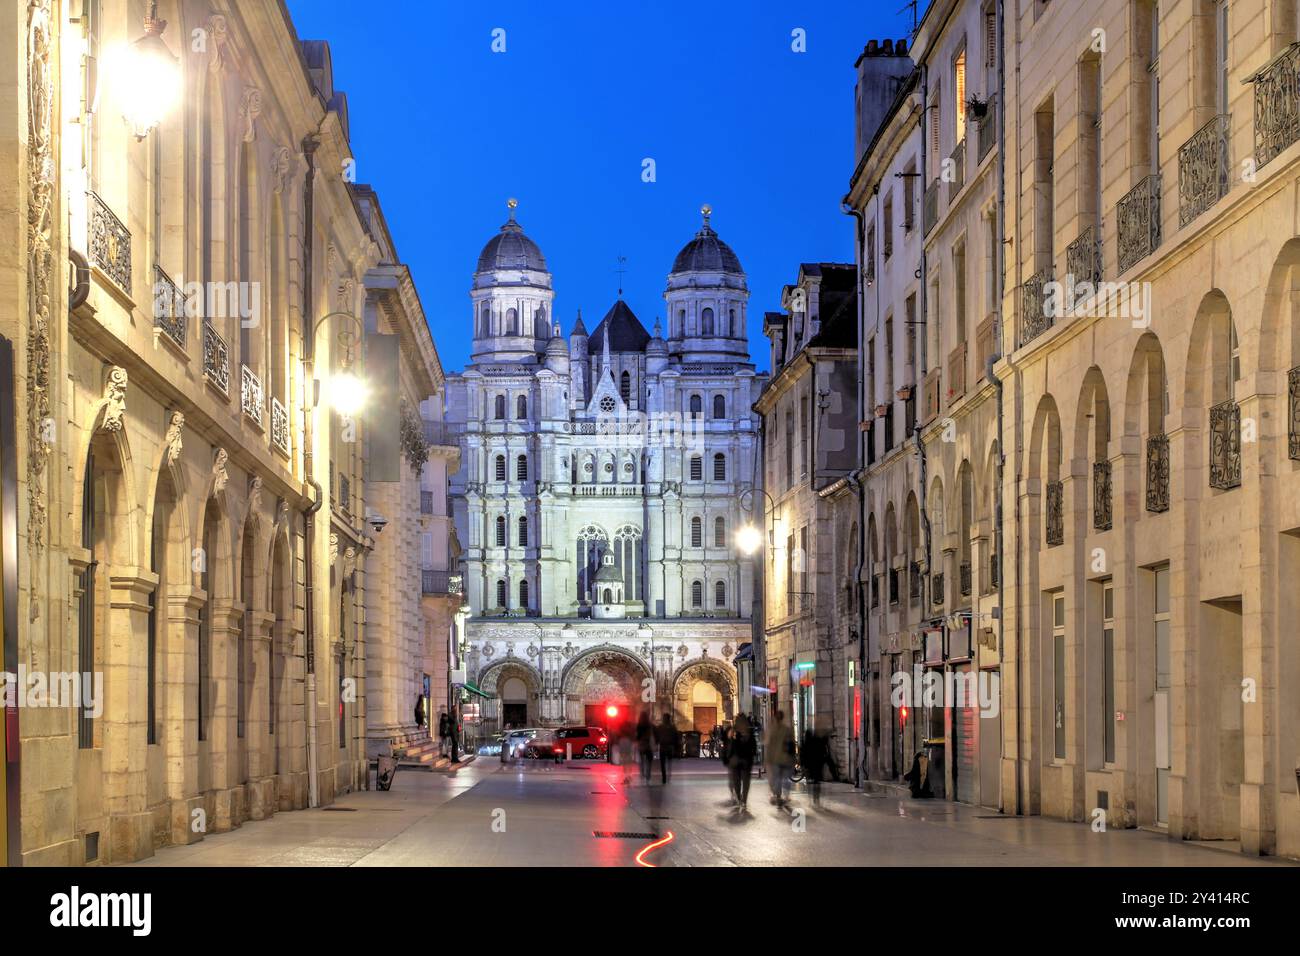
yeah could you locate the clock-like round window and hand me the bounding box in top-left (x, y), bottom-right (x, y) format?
top-left (583, 460), bottom-right (593, 473)
top-left (603, 461), bottom-right (614, 474)
top-left (599, 396), bottom-right (616, 413)
top-left (623, 461), bottom-right (634, 473)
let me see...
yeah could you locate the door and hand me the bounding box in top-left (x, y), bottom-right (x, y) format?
top-left (503, 702), bottom-right (527, 728)
top-left (979, 668), bottom-right (1001, 808)
top-left (693, 706), bottom-right (717, 735)
top-left (1154, 568), bottom-right (1171, 825)
top-left (953, 664), bottom-right (977, 804)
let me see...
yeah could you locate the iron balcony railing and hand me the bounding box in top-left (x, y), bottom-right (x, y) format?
top-left (88, 190), bottom-right (131, 293)
top-left (271, 397), bottom-right (291, 456)
top-left (1020, 266), bottom-right (1054, 346)
top-left (989, 552), bottom-right (1000, 590)
top-left (241, 365), bottom-right (263, 428)
top-left (959, 560), bottom-right (972, 597)
top-left (422, 569), bottom-right (453, 595)
top-left (1146, 433), bottom-right (1170, 513)
top-left (948, 138), bottom-right (966, 199)
top-left (1209, 399), bottom-right (1242, 490)
top-left (152, 265), bottom-right (186, 348)
top-left (422, 419), bottom-right (458, 447)
top-left (923, 178), bottom-right (941, 235)
top-left (1289, 366), bottom-right (1300, 461)
top-left (1253, 42), bottom-right (1300, 169)
top-left (1117, 174), bottom-right (1162, 274)
top-left (202, 322), bottom-right (230, 396)
top-left (1093, 460), bottom-right (1113, 531)
top-left (1045, 479), bottom-right (1064, 546)
top-left (338, 472), bottom-right (352, 516)
top-left (1178, 113), bottom-right (1231, 228)
top-left (1066, 224), bottom-right (1103, 294)
top-left (977, 95), bottom-right (997, 161)
top-left (786, 591), bottom-right (813, 614)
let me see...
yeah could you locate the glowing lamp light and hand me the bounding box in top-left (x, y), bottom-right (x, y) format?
top-left (119, 4), bottom-right (180, 140)
top-left (328, 370), bottom-right (369, 415)
top-left (899, 705), bottom-right (909, 724)
top-left (605, 705), bottom-right (619, 719)
top-left (735, 524), bottom-right (762, 556)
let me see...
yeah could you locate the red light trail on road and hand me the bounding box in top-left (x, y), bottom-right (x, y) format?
top-left (635, 830), bottom-right (674, 867)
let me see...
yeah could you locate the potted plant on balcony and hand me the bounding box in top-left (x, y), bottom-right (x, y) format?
top-left (967, 95), bottom-right (988, 119)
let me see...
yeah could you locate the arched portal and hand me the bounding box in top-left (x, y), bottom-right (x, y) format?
top-left (561, 646), bottom-right (652, 729)
top-left (478, 658), bottom-right (543, 733)
top-left (670, 658), bottom-right (737, 733)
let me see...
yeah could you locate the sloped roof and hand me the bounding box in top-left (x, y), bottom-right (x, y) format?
top-left (588, 300), bottom-right (651, 353)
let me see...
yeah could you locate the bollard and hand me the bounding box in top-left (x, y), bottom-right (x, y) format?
top-left (566, 743), bottom-right (572, 761)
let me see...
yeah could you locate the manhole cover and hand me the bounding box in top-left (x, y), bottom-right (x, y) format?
top-left (322, 807), bottom-right (358, 812)
top-left (643, 815), bottom-right (671, 820)
top-left (593, 831), bottom-right (658, 839)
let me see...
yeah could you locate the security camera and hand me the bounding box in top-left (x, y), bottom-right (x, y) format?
top-left (366, 510), bottom-right (389, 535)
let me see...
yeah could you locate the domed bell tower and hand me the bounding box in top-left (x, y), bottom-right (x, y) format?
top-left (663, 204), bottom-right (750, 363)
top-left (471, 198), bottom-right (555, 364)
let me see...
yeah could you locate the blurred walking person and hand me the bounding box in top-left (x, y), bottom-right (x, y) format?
top-left (764, 709), bottom-right (795, 809)
top-left (801, 717), bottom-right (831, 808)
top-left (636, 709), bottom-right (655, 785)
top-left (438, 710), bottom-right (450, 756)
top-left (446, 704), bottom-right (460, 763)
top-left (656, 713), bottom-right (680, 784)
top-left (726, 713), bottom-right (757, 809)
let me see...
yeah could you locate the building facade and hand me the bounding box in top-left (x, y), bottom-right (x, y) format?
top-left (0, 1), bottom-right (421, 866)
top-left (447, 204), bottom-right (766, 734)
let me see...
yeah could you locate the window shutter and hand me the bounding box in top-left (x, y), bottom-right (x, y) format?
top-left (985, 13), bottom-right (996, 69)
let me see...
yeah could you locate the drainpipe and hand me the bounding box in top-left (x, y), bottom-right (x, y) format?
top-left (301, 132), bottom-right (321, 809)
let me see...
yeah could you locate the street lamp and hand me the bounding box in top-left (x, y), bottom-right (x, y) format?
top-left (738, 485), bottom-right (776, 727)
top-left (735, 523), bottom-right (763, 556)
top-left (119, 2), bottom-right (180, 140)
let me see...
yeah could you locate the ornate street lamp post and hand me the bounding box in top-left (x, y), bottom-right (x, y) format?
top-left (119, 2), bottom-right (180, 139)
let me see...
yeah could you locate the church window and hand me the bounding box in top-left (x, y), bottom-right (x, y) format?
top-left (689, 456), bottom-right (702, 481)
top-left (714, 516), bottom-right (726, 547)
top-left (713, 453), bottom-right (726, 481)
top-left (600, 395), bottom-right (616, 413)
top-left (603, 459), bottom-right (614, 474)
top-left (516, 455), bottom-right (528, 480)
top-left (677, 309), bottom-right (685, 337)
top-left (620, 370), bottom-right (631, 402)
top-left (689, 394), bottom-right (702, 416)
top-left (494, 394), bottom-right (506, 420)
top-left (518, 516), bottom-right (528, 546)
top-left (691, 581), bottom-right (703, 608)
top-left (691, 517), bottom-right (702, 547)
top-left (495, 516), bottom-right (506, 547)
top-left (713, 394), bottom-right (725, 419)
top-left (494, 455), bottom-right (506, 481)
top-left (480, 304), bottom-right (490, 336)
top-left (506, 308), bottom-right (519, 335)
top-left (729, 308), bottom-right (737, 336)
top-left (516, 395), bottom-right (527, 419)
top-left (519, 579), bottom-right (529, 609)
top-left (715, 580), bottom-right (726, 608)
top-left (496, 579), bottom-right (507, 607)
top-left (603, 588), bottom-right (612, 604)
top-left (702, 307), bottom-right (715, 335)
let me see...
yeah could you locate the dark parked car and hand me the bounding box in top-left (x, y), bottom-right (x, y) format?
top-left (522, 732), bottom-right (561, 761)
top-left (553, 726), bottom-right (608, 759)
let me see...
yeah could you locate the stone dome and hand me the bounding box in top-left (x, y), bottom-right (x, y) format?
top-left (476, 201), bottom-right (547, 274)
top-left (670, 205), bottom-right (743, 275)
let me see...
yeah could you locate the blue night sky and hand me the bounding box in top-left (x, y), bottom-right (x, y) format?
top-left (285, 1), bottom-right (921, 373)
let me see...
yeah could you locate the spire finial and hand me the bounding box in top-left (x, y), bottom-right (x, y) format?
top-left (506, 197), bottom-right (518, 219)
top-left (701, 203), bottom-right (712, 227)
top-left (653, 316), bottom-right (662, 337)
top-left (615, 255), bottom-right (627, 299)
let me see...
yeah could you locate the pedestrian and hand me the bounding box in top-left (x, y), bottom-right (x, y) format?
top-left (655, 713), bottom-right (680, 784)
top-left (636, 709), bottom-right (655, 785)
top-left (904, 750), bottom-right (933, 798)
top-left (764, 709), bottom-right (795, 809)
top-left (619, 715), bottom-right (636, 784)
top-left (727, 714), bottom-right (757, 809)
top-left (446, 705), bottom-right (460, 763)
top-left (438, 711), bottom-right (450, 755)
top-left (801, 717), bottom-right (830, 808)
top-left (413, 695), bottom-right (424, 731)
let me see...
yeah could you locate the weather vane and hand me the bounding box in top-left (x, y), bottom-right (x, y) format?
top-left (615, 255), bottom-right (628, 298)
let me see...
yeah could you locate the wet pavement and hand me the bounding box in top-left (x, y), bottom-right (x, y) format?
top-left (129, 759), bottom-right (1296, 867)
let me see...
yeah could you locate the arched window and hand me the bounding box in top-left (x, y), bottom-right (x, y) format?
top-left (480, 304), bottom-right (490, 336)
top-left (713, 394), bottom-right (726, 419)
top-left (620, 370), bottom-right (631, 402)
top-left (729, 308), bottom-right (737, 337)
top-left (714, 516), bottom-right (726, 547)
top-left (506, 307), bottom-right (519, 335)
top-left (702, 307), bottom-right (715, 335)
top-left (713, 453), bottom-right (726, 481)
top-left (496, 579), bottom-right (507, 608)
top-left (516, 395), bottom-right (527, 419)
top-left (691, 580), bottom-right (703, 607)
top-left (690, 456), bottom-right (703, 481)
top-left (495, 515), bottom-right (506, 547)
top-left (516, 454), bottom-right (528, 481)
top-left (494, 394), bottom-right (506, 420)
top-left (715, 580), bottom-right (726, 608)
top-left (518, 516), bottom-right (529, 547)
top-left (689, 394), bottom-right (703, 416)
top-left (519, 579), bottom-right (530, 609)
top-left (494, 455), bottom-right (506, 481)
top-left (691, 517), bottom-right (702, 547)
top-left (602, 587), bottom-right (612, 604)
top-left (677, 308), bottom-right (686, 337)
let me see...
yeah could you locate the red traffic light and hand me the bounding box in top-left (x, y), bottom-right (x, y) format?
top-left (605, 705), bottom-right (619, 718)
top-left (899, 705), bottom-right (909, 723)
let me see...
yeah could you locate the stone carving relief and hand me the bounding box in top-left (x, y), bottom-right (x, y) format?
top-left (526, 643), bottom-right (538, 658)
top-left (328, 532), bottom-right (339, 566)
top-left (562, 642), bottom-right (575, 659)
top-left (482, 642), bottom-right (495, 659)
top-left (99, 366), bottom-right (128, 432)
top-left (211, 448), bottom-right (229, 496)
top-left (164, 411), bottom-right (185, 466)
top-left (238, 86), bottom-right (262, 142)
top-left (205, 15), bottom-right (238, 73)
top-left (271, 146), bottom-right (293, 194)
top-left (248, 475), bottom-right (264, 518)
top-left (677, 644), bottom-right (689, 658)
top-left (722, 643), bottom-right (733, 659)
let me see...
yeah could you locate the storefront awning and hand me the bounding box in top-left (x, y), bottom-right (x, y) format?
top-left (460, 681), bottom-right (492, 700)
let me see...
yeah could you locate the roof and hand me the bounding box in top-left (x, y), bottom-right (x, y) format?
top-left (476, 213), bottom-right (547, 274)
top-left (671, 211), bottom-right (744, 274)
top-left (588, 300), bottom-right (651, 353)
top-left (806, 266), bottom-right (858, 350)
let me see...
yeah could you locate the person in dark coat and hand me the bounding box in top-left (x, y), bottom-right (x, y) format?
top-left (655, 714), bottom-right (681, 784)
top-left (726, 714), bottom-right (757, 809)
top-left (904, 750), bottom-right (934, 798)
top-left (635, 710), bottom-right (655, 784)
top-left (438, 711), bottom-right (450, 755)
top-left (800, 717), bottom-right (831, 808)
top-left (414, 695), bottom-right (424, 730)
top-left (446, 705), bottom-right (460, 763)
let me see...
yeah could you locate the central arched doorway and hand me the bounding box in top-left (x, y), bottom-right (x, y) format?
top-left (478, 659), bottom-right (543, 734)
top-left (670, 659), bottom-right (736, 734)
top-left (561, 646), bottom-right (652, 730)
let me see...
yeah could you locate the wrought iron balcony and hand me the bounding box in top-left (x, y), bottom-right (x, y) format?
top-left (948, 139), bottom-right (966, 199)
top-left (1093, 460), bottom-right (1112, 531)
top-left (787, 591), bottom-right (813, 614)
top-left (888, 568), bottom-right (900, 606)
top-left (1146, 433), bottom-right (1170, 513)
top-left (924, 177), bottom-right (941, 235)
top-left (1178, 114), bottom-right (1231, 228)
top-left (1208, 399), bottom-right (1241, 490)
top-left (1045, 479), bottom-right (1064, 546)
top-left (338, 472), bottom-right (352, 516)
top-left (1290, 366), bottom-right (1300, 461)
top-left (1020, 267), bottom-right (1054, 346)
top-left (422, 419), bottom-right (458, 448)
top-left (422, 569), bottom-right (452, 595)
top-left (977, 95), bottom-right (997, 161)
top-left (241, 365), bottom-right (263, 428)
top-left (959, 560), bottom-right (972, 597)
top-left (1253, 42), bottom-right (1300, 169)
top-left (202, 322), bottom-right (230, 396)
top-left (152, 265), bottom-right (186, 348)
top-left (88, 190), bottom-right (131, 293)
top-left (1117, 174), bottom-right (1161, 274)
top-left (1066, 224), bottom-right (1103, 292)
top-left (908, 562), bottom-right (922, 601)
top-left (931, 572), bottom-right (945, 608)
top-left (271, 397), bottom-right (291, 456)
top-left (989, 552), bottom-right (1000, 590)
top-left (449, 574), bottom-right (463, 595)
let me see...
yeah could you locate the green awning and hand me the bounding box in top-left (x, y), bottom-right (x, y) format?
top-left (461, 681), bottom-right (492, 700)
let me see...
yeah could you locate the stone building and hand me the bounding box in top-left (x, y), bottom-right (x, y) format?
top-left (756, 264), bottom-right (860, 772)
top-left (0, 1), bottom-right (412, 865)
top-left (996, 0), bottom-right (1300, 858)
top-left (446, 203), bottom-right (766, 734)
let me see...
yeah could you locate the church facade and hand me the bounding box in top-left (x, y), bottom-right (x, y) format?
top-left (446, 204), bottom-right (767, 733)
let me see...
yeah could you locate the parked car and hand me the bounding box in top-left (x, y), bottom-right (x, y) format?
top-left (552, 726), bottom-right (608, 759)
top-left (521, 732), bottom-right (561, 761)
top-left (501, 727), bottom-right (544, 760)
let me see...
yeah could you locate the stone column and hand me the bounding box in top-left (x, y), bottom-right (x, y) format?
top-left (247, 609), bottom-right (276, 819)
top-left (164, 584), bottom-right (204, 846)
top-left (208, 603), bottom-right (244, 831)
